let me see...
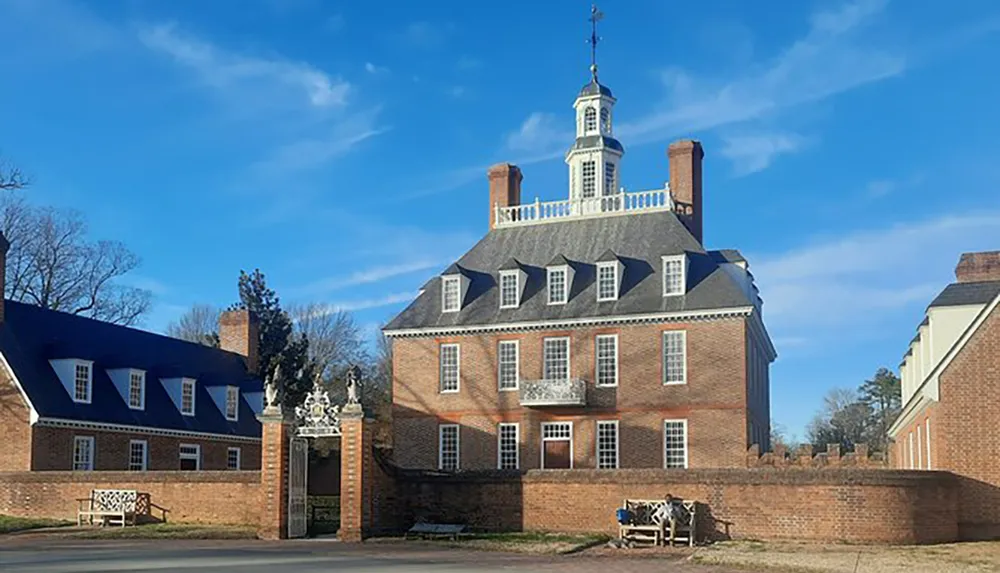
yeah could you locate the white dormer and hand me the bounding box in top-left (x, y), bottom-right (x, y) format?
top-left (162, 377), bottom-right (197, 416)
top-left (596, 250), bottom-right (625, 302)
top-left (50, 359), bottom-right (93, 404)
top-left (547, 254), bottom-right (575, 305)
top-left (662, 254), bottom-right (689, 296)
top-left (498, 258), bottom-right (528, 309)
top-left (107, 368), bottom-right (146, 410)
top-left (441, 263), bottom-right (471, 313)
top-left (207, 385), bottom-right (240, 422)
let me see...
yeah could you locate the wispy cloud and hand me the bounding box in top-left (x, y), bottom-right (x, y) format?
top-left (295, 258), bottom-right (450, 296)
top-left (720, 132), bottom-right (811, 176)
top-left (365, 61), bottom-right (389, 75)
top-left (396, 21), bottom-right (450, 49)
top-left (317, 292), bottom-right (418, 314)
top-left (863, 173), bottom-right (925, 199)
top-left (505, 112), bottom-right (570, 154)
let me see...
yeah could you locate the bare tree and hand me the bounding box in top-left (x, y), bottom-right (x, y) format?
top-left (0, 158), bottom-right (28, 191)
top-left (166, 304), bottom-right (221, 346)
top-left (288, 302), bottom-right (367, 380)
top-left (0, 198), bottom-right (151, 325)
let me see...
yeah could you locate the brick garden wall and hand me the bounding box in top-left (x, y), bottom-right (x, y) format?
top-left (390, 468), bottom-right (958, 544)
top-left (0, 471), bottom-right (262, 525)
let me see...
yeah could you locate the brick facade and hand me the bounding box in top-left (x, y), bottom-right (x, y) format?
top-left (392, 317), bottom-right (765, 471)
top-left (0, 373), bottom-right (32, 471)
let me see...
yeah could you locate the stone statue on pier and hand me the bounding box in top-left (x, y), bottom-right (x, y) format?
top-left (346, 364), bottom-right (361, 405)
top-left (264, 361), bottom-right (284, 412)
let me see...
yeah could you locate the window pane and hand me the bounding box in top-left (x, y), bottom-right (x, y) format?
top-left (498, 423), bottom-right (518, 469)
top-left (597, 264), bottom-right (617, 300)
top-left (73, 437), bottom-right (93, 471)
top-left (498, 341), bottom-right (519, 391)
top-left (548, 269), bottom-right (566, 304)
top-left (664, 421), bottom-right (687, 468)
top-left (543, 338), bottom-right (569, 381)
top-left (129, 441), bottom-right (147, 471)
top-left (582, 161), bottom-right (596, 198)
top-left (604, 163), bottom-right (616, 195)
top-left (596, 335), bottom-right (618, 387)
top-left (226, 386), bottom-right (238, 419)
top-left (440, 345), bottom-right (460, 392)
top-left (500, 273), bottom-right (518, 307)
top-left (600, 108), bottom-right (610, 131)
top-left (542, 422), bottom-right (572, 440)
top-left (664, 258), bottom-right (684, 295)
top-left (74, 364), bottom-right (90, 402)
top-left (542, 422), bottom-right (572, 469)
top-left (227, 448), bottom-right (241, 470)
top-left (181, 381), bottom-right (195, 414)
top-left (584, 108), bottom-right (597, 132)
top-left (443, 278), bottom-right (460, 311)
top-left (439, 425), bottom-right (459, 470)
top-left (129, 372), bottom-right (143, 409)
top-left (597, 422), bottom-right (618, 469)
top-left (179, 445), bottom-right (200, 471)
top-left (663, 331), bottom-right (687, 384)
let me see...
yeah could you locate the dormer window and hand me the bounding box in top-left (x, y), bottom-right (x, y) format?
top-left (663, 254), bottom-right (688, 296)
top-left (499, 271), bottom-right (519, 309)
top-left (442, 276), bottom-right (461, 313)
top-left (225, 386), bottom-right (239, 421)
top-left (128, 370), bottom-right (145, 410)
top-left (548, 267), bottom-right (568, 304)
top-left (181, 378), bottom-right (196, 416)
top-left (74, 362), bottom-right (92, 403)
top-left (597, 262), bottom-right (618, 301)
top-left (584, 107), bottom-right (597, 133)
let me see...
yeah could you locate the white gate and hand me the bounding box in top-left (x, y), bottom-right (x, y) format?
top-left (288, 437), bottom-right (308, 538)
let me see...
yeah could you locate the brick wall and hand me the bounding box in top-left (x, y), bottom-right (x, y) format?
top-left (938, 301), bottom-right (1000, 539)
top-left (390, 468), bottom-right (958, 544)
top-left (392, 318), bottom-right (750, 470)
top-left (0, 471), bottom-right (261, 525)
top-left (0, 371), bottom-right (31, 471)
top-left (29, 426), bottom-right (261, 471)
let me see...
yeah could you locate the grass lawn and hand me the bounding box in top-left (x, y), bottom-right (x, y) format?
top-left (67, 523), bottom-right (258, 540)
top-left (0, 515), bottom-right (72, 534)
top-left (378, 531), bottom-right (610, 555)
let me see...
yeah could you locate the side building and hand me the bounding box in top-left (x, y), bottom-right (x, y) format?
top-left (889, 251), bottom-right (1000, 538)
top-left (0, 253), bottom-right (265, 472)
top-left (383, 70), bottom-right (775, 472)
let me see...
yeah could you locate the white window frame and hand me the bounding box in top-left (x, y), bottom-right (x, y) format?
top-left (227, 447), bottom-right (242, 470)
top-left (908, 432), bottom-right (915, 470)
top-left (441, 276), bottom-right (461, 313)
top-left (916, 424), bottom-right (923, 469)
top-left (547, 267), bottom-right (568, 305)
top-left (662, 255), bottom-right (687, 297)
top-left (596, 262), bottom-right (618, 302)
top-left (497, 340), bottom-right (519, 392)
top-left (73, 436), bottom-right (95, 471)
top-left (925, 419), bottom-right (932, 470)
top-left (180, 378), bottom-right (196, 416)
top-left (663, 330), bottom-right (688, 385)
top-left (543, 337), bottom-right (571, 381)
top-left (225, 386), bottom-right (239, 422)
top-left (584, 107), bottom-right (598, 133)
top-left (438, 424), bottom-right (460, 471)
top-left (179, 443), bottom-right (201, 471)
top-left (540, 421), bottom-right (574, 469)
top-left (595, 334), bottom-right (619, 387)
top-left (596, 420), bottom-right (619, 469)
top-left (73, 361), bottom-right (93, 404)
top-left (604, 162), bottom-right (616, 195)
top-left (499, 270), bottom-right (520, 309)
top-left (128, 439), bottom-right (148, 471)
top-left (439, 343), bottom-right (461, 393)
top-left (128, 370), bottom-right (145, 410)
top-left (581, 160), bottom-right (596, 198)
top-left (497, 423), bottom-right (519, 470)
top-left (663, 419), bottom-right (689, 469)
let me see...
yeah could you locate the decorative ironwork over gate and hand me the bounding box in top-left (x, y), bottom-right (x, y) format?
top-left (287, 437), bottom-right (308, 539)
top-left (294, 381), bottom-right (342, 438)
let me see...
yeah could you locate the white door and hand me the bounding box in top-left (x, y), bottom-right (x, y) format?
top-left (288, 437), bottom-right (308, 538)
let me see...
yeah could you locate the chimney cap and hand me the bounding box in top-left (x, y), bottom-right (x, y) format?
top-left (488, 163), bottom-right (522, 177)
top-left (668, 139), bottom-right (704, 156)
top-left (955, 251), bottom-right (1000, 283)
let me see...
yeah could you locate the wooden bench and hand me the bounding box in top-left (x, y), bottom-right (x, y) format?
top-left (77, 489), bottom-right (138, 527)
top-left (405, 522), bottom-right (467, 541)
top-left (618, 498), bottom-right (697, 547)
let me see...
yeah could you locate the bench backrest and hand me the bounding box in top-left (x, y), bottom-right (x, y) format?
top-left (92, 489), bottom-right (138, 512)
top-left (623, 498), bottom-right (696, 525)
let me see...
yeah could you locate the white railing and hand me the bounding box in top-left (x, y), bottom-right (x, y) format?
top-left (495, 186), bottom-right (673, 228)
top-left (519, 378), bottom-right (587, 407)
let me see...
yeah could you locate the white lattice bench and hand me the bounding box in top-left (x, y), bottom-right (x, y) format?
top-left (618, 498), bottom-right (697, 546)
top-left (77, 489), bottom-right (138, 527)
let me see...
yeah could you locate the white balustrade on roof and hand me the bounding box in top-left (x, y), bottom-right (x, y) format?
top-left (494, 185), bottom-right (674, 228)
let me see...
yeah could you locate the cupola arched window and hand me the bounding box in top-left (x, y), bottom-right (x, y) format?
top-left (584, 108), bottom-right (598, 133)
top-left (600, 108), bottom-right (611, 132)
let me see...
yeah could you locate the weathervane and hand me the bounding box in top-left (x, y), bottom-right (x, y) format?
top-left (588, 4), bottom-right (604, 81)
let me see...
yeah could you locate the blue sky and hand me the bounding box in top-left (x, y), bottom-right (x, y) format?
top-left (1, 0), bottom-right (999, 438)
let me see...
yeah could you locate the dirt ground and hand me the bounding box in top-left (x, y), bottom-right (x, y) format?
top-left (687, 540), bottom-right (1000, 573)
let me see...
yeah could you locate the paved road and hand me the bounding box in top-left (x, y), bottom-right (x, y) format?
top-left (0, 538), bottom-right (742, 572)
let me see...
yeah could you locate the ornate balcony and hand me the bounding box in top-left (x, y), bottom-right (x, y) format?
top-left (519, 378), bottom-right (587, 407)
top-left (494, 186), bottom-right (674, 228)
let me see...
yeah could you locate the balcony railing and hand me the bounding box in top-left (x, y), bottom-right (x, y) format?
top-left (519, 378), bottom-right (587, 407)
top-left (494, 186), bottom-right (674, 228)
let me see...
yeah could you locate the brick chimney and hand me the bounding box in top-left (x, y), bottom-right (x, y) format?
top-left (219, 309), bottom-right (260, 374)
top-left (488, 163), bottom-right (522, 230)
top-left (955, 251), bottom-right (1000, 283)
top-left (668, 140), bottom-right (704, 244)
top-left (0, 232), bottom-right (8, 324)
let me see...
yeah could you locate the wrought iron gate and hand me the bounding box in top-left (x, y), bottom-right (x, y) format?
top-left (288, 437), bottom-right (308, 538)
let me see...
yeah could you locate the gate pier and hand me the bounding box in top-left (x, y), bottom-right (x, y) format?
top-left (257, 406), bottom-right (293, 540)
top-left (338, 404), bottom-right (371, 542)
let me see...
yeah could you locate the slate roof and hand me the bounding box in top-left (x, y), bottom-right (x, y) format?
top-left (385, 210), bottom-right (756, 332)
top-left (579, 80), bottom-right (614, 98)
top-left (928, 281), bottom-right (1000, 308)
top-left (568, 135), bottom-right (624, 154)
top-left (0, 301), bottom-right (262, 438)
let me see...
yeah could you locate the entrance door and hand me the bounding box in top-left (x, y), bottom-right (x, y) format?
top-left (288, 437), bottom-right (308, 538)
top-left (541, 422), bottom-right (573, 469)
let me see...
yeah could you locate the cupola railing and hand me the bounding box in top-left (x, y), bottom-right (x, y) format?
top-left (494, 185), bottom-right (673, 228)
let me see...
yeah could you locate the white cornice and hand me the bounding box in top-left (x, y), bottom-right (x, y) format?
top-left (383, 306), bottom-right (754, 338)
top-left (35, 417), bottom-right (261, 444)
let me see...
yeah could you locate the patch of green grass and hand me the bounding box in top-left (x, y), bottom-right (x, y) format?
top-left (0, 515), bottom-right (72, 534)
top-left (68, 523), bottom-right (256, 540)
